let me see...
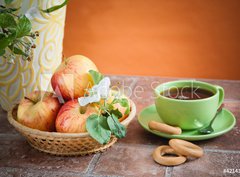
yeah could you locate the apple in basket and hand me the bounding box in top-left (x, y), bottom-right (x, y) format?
top-left (51, 55), bottom-right (98, 101)
top-left (56, 70), bottom-right (131, 144)
top-left (56, 99), bottom-right (98, 133)
top-left (17, 91), bottom-right (61, 131)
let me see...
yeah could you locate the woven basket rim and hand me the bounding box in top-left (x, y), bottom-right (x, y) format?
top-left (7, 99), bottom-right (136, 138)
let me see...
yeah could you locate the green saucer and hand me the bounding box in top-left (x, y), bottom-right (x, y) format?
top-left (138, 105), bottom-right (236, 141)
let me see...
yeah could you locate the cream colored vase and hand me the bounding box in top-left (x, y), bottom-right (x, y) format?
top-left (0, 0), bottom-right (66, 111)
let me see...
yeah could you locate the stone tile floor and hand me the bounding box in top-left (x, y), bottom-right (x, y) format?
top-left (0, 75), bottom-right (239, 177)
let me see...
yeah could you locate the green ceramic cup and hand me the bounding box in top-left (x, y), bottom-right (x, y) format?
top-left (154, 80), bottom-right (224, 130)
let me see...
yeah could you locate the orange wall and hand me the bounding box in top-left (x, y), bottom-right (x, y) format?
top-left (63, 0), bottom-right (240, 80)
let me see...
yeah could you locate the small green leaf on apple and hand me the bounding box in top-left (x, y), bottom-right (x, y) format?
top-left (89, 70), bottom-right (104, 85)
top-left (112, 98), bottom-right (130, 115)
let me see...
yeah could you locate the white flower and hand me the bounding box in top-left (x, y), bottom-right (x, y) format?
top-left (78, 93), bottom-right (100, 106)
top-left (78, 77), bottom-right (111, 106)
top-left (92, 77), bottom-right (110, 99)
top-left (25, 6), bottom-right (38, 20)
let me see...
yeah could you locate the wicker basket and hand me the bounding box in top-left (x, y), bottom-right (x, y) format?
top-left (7, 100), bottom-right (136, 156)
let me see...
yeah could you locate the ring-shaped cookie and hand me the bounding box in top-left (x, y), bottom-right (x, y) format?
top-left (152, 145), bottom-right (187, 166)
top-left (148, 121), bottom-right (182, 135)
top-left (169, 139), bottom-right (204, 158)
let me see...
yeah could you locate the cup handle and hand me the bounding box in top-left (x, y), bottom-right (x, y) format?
top-left (215, 85), bottom-right (224, 108)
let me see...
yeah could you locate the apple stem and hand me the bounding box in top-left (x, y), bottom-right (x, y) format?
top-left (62, 56), bottom-right (68, 65)
top-left (24, 97), bottom-right (36, 104)
top-left (80, 106), bottom-right (87, 114)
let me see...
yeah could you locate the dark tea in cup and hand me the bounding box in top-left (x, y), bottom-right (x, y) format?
top-left (160, 87), bottom-right (214, 100)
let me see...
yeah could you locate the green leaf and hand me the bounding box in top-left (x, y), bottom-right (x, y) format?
top-left (107, 114), bottom-right (126, 138)
top-left (106, 103), bottom-right (114, 111)
top-left (16, 15), bottom-right (31, 38)
top-left (0, 32), bottom-right (16, 51)
top-left (86, 114), bottom-right (111, 144)
top-left (41, 0), bottom-right (68, 13)
top-left (0, 13), bottom-right (16, 28)
top-left (89, 70), bottom-right (104, 85)
top-left (4, 0), bottom-right (14, 4)
top-left (0, 49), bottom-right (5, 56)
top-left (113, 98), bottom-right (130, 115)
top-left (119, 98), bottom-right (130, 115)
top-left (0, 38), bottom-right (12, 51)
top-left (110, 109), bottom-right (123, 119)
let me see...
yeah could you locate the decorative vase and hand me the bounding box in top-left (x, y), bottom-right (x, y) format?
top-left (0, 0), bottom-right (66, 111)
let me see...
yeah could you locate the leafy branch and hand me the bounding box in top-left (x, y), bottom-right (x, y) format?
top-left (86, 100), bottom-right (127, 144)
top-left (0, 5), bottom-right (38, 64)
top-left (0, 0), bottom-right (68, 64)
top-left (85, 71), bottom-right (130, 144)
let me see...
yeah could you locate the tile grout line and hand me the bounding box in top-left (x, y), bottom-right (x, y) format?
top-left (84, 153), bottom-right (101, 175)
top-left (165, 167), bottom-right (173, 177)
top-left (204, 148), bottom-right (240, 154)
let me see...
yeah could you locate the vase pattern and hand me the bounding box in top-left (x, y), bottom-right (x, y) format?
top-left (0, 0), bottom-right (66, 111)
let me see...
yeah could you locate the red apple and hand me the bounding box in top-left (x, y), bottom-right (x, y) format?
top-left (17, 91), bottom-right (62, 131)
top-left (56, 99), bottom-right (98, 133)
top-left (51, 55), bottom-right (98, 101)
